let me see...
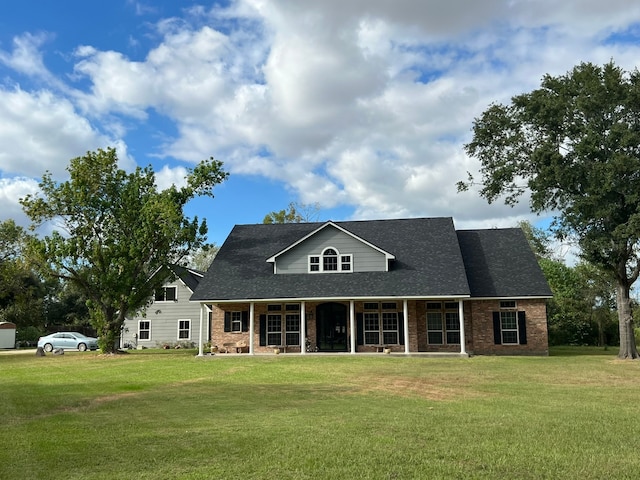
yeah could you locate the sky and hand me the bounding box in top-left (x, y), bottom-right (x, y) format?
top-left (1, 1), bottom-right (640, 249)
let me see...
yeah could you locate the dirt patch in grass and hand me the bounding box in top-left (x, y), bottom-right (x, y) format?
top-left (351, 374), bottom-right (484, 401)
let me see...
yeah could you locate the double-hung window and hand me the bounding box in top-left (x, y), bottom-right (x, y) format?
top-left (178, 319), bottom-right (190, 340)
top-left (493, 301), bottom-right (527, 345)
top-left (138, 320), bottom-right (151, 340)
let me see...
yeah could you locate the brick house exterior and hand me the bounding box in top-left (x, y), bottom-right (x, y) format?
top-left (191, 218), bottom-right (552, 356)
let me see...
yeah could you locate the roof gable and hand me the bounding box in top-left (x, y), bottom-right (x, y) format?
top-left (265, 221), bottom-right (395, 263)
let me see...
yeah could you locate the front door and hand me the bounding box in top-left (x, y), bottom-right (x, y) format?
top-left (316, 302), bottom-right (348, 352)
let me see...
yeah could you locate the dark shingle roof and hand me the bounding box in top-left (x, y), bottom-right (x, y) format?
top-left (191, 217), bottom-right (471, 301)
top-left (167, 264), bottom-right (204, 292)
top-left (456, 229), bottom-right (552, 297)
top-left (191, 218), bottom-right (552, 302)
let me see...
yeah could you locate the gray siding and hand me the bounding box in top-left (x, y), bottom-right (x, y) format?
top-left (121, 279), bottom-right (202, 348)
top-left (275, 225), bottom-right (388, 273)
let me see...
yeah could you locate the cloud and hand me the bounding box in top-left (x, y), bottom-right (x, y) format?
top-left (2, 0), bottom-right (640, 235)
top-left (0, 87), bottom-right (109, 179)
top-left (0, 177), bottom-right (39, 229)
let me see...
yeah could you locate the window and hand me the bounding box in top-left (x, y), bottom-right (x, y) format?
top-left (309, 248), bottom-right (353, 273)
top-left (260, 304), bottom-right (300, 347)
top-left (267, 314), bottom-right (282, 346)
top-left (364, 312), bottom-right (380, 344)
top-left (178, 319), bottom-right (191, 340)
top-left (426, 302), bottom-right (460, 345)
top-left (230, 311), bottom-right (242, 332)
top-left (492, 305), bottom-right (527, 346)
top-left (285, 313), bottom-right (301, 346)
top-left (138, 320), bottom-right (150, 340)
top-left (310, 256), bottom-right (320, 272)
top-left (362, 304), bottom-right (401, 345)
top-left (323, 248), bottom-right (338, 271)
top-left (154, 286), bottom-right (177, 302)
top-left (500, 311), bottom-right (518, 344)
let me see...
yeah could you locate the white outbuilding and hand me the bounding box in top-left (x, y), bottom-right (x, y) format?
top-left (0, 322), bottom-right (16, 349)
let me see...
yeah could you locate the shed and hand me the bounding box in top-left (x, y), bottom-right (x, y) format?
top-left (0, 322), bottom-right (16, 349)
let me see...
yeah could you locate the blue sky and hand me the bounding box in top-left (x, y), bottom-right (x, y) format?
top-left (1, 1), bottom-right (640, 250)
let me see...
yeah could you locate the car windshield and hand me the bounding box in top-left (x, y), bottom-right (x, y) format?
top-left (71, 332), bottom-right (88, 338)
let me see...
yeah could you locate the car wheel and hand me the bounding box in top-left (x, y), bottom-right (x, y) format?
top-left (78, 343), bottom-right (87, 352)
top-left (44, 343), bottom-right (53, 353)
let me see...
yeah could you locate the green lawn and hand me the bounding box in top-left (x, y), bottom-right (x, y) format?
top-left (1, 347), bottom-right (639, 479)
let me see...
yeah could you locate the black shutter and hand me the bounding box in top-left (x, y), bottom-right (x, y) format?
top-left (224, 312), bottom-right (231, 332)
top-left (259, 314), bottom-right (266, 346)
top-left (398, 312), bottom-right (404, 345)
top-left (242, 311), bottom-right (249, 332)
top-left (356, 313), bottom-right (364, 345)
top-left (518, 311), bottom-right (527, 345)
top-left (492, 312), bottom-right (501, 345)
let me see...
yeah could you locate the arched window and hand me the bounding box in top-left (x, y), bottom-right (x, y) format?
top-left (308, 247), bottom-right (353, 273)
top-left (323, 248), bottom-right (338, 271)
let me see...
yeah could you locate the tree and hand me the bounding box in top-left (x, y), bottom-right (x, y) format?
top-left (185, 243), bottom-right (219, 271)
top-left (460, 61), bottom-right (640, 358)
top-left (0, 220), bottom-right (46, 331)
top-left (263, 202), bottom-right (321, 224)
top-left (21, 148), bottom-right (228, 353)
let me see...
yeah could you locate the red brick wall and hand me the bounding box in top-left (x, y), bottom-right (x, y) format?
top-left (466, 299), bottom-right (549, 355)
top-left (210, 298), bottom-right (549, 356)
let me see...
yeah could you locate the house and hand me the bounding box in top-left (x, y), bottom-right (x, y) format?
top-left (121, 264), bottom-right (206, 349)
top-left (190, 217), bottom-right (552, 356)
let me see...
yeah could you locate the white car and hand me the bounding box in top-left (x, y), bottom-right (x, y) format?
top-left (37, 332), bottom-right (99, 352)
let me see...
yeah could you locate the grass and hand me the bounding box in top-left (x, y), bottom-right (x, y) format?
top-left (1, 347), bottom-right (640, 479)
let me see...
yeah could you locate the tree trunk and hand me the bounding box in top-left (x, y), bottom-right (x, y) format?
top-left (616, 281), bottom-right (639, 359)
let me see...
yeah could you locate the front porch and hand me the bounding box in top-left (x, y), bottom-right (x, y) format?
top-left (196, 298), bottom-right (470, 356)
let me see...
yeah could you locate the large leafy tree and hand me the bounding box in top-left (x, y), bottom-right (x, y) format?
top-left (0, 220), bottom-right (46, 331)
top-left (460, 61), bottom-right (640, 358)
top-left (21, 148), bottom-right (228, 353)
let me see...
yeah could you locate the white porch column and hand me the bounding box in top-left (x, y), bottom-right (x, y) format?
top-left (459, 300), bottom-right (467, 355)
top-left (249, 302), bottom-right (255, 355)
top-left (300, 301), bottom-right (306, 355)
top-left (403, 299), bottom-right (410, 354)
top-left (197, 302), bottom-right (205, 357)
top-left (350, 300), bottom-right (356, 354)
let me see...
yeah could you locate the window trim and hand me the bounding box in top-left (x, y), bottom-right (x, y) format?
top-left (426, 301), bottom-right (460, 345)
top-left (230, 311), bottom-right (242, 332)
top-left (177, 319), bottom-right (191, 340)
top-left (362, 306), bottom-right (401, 346)
top-left (308, 247), bottom-right (353, 273)
top-left (499, 311), bottom-right (518, 345)
top-left (138, 320), bottom-right (151, 341)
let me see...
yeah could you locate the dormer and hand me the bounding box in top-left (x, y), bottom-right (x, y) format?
top-left (266, 221), bottom-right (395, 274)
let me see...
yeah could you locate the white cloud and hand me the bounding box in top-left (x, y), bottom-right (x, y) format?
top-left (0, 177), bottom-right (39, 229)
top-left (0, 87), bottom-right (109, 179)
top-left (2, 0), bottom-right (640, 235)
top-left (155, 164), bottom-right (189, 191)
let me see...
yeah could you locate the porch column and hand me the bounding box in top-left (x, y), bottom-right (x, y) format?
top-left (197, 302), bottom-right (205, 357)
top-left (403, 299), bottom-right (410, 354)
top-left (249, 302), bottom-right (255, 355)
top-left (458, 300), bottom-right (467, 355)
top-left (300, 301), bottom-right (306, 355)
top-left (350, 300), bottom-right (356, 354)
